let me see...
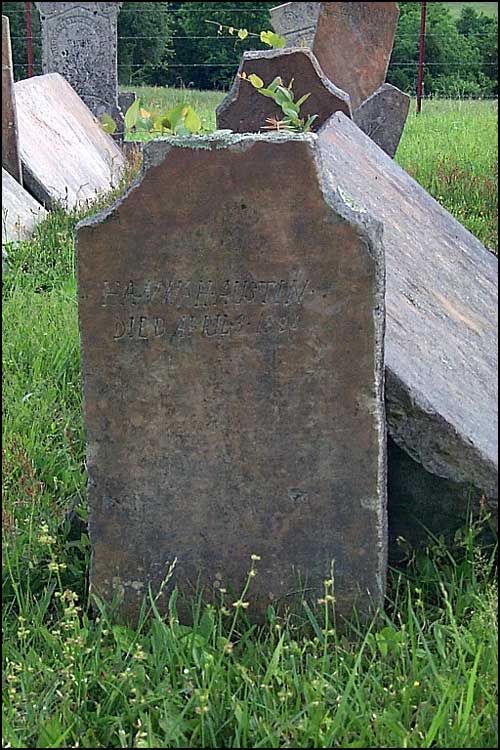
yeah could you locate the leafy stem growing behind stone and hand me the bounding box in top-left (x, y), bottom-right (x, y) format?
top-left (240, 73), bottom-right (318, 133)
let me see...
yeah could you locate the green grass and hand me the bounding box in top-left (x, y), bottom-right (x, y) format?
top-left (443, 2), bottom-right (498, 18)
top-left (3, 97), bottom-right (498, 748)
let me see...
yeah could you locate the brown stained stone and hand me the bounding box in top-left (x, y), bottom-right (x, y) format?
top-left (313, 2), bottom-right (400, 110)
top-left (216, 49), bottom-right (351, 134)
top-left (354, 84), bottom-right (410, 159)
top-left (2, 16), bottom-right (22, 183)
top-left (318, 113), bottom-right (498, 518)
top-left (76, 132), bottom-right (386, 624)
top-left (14, 73), bottom-right (126, 210)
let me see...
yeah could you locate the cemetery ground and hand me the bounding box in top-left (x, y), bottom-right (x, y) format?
top-left (2, 96), bottom-right (498, 748)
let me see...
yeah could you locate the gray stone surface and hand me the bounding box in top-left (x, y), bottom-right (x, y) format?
top-left (216, 48), bottom-right (351, 134)
top-left (2, 16), bottom-right (22, 183)
top-left (14, 72), bottom-right (126, 210)
top-left (2, 167), bottom-right (48, 244)
top-left (76, 131), bottom-right (387, 624)
top-left (318, 113), bottom-right (498, 510)
top-left (270, 2), bottom-right (320, 47)
top-left (118, 91), bottom-right (136, 117)
top-left (313, 2), bottom-right (400, 110)
top-left (354, 84), bottom-right (410, 159)
top-left (35, 2), bottom-right (124, 137)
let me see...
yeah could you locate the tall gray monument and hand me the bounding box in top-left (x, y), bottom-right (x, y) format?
top-left (35, 2), bottom-right (124, 137)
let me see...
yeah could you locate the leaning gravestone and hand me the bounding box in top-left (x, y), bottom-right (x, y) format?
top-left (2, 167), bottom-right (48, 244)
top-left (317, 113), bottom-right (498, 541)
top-left (353, 84), bottom-right (410, 159)
top-left (312, 2), bottom-right (400, 110)
top-left (216, 48), bottom-right (351, 133)
top-left (270, 2), bottom-right (320, 47)
top-left (14, 73), bottom-right (125, 210)
top-left (76, 132), bottom-right (387, 623)
top-left (2, 16), bottom-right (22, 183)
top-left (35, 2), bottom-right (124, 137)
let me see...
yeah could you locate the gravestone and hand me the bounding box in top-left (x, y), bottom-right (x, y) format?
top-left (35, 2), bottom-right (124, 137)
top-left (216, 49), bottom-right (351, 133)
top-left (354, 84), bottom-right (410, 159)
top-left (2, 16), bottom-right (22, 183)
top-left (2, 167), bottom-right (48, 244)
top-left (76, 132), bottom-right (387, 623)
top-left (270, 2), bottom-right (320, 47)
top-left (317, 113), bottom-right (498, 539)
top-left (15, 73), bottom-right (126, 210)
top-left (312, 2), bottom-right (400, 110)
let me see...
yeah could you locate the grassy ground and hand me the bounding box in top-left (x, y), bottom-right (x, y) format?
top-left (443, 2), bottom-right (498, 18)
top-left (2, 97), bottom-right (498, 748)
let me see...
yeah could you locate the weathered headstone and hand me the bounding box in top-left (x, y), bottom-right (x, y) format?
top-left (317, 113), bottom-right (498, 536)
top-left (35, 2), bottom-right (124, 136)
top-left (354, 84), bottom-right (410, 159)
top-left (270, 2), bottom-right (320, 47)
top-left (2, 167), bottom-right (48, 244)
top-left (312, 2), bottom-right (400, 110)
top-left (76, 132), bottom-right (387, 623)
top-left (216, 49), bottom-right (351, 134)
top-left (2, 16), bottom-right (22, 183)
top-left (15, 73), bottom-right (126, 210)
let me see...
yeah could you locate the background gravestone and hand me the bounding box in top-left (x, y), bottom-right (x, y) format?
top-left (76, 132), bottom-right (387, 624)
top-left (318, 112), bottom-right (498, 544)
top-left (312, 2), bottom-right (400, 110)
top-left (35, 2), bottom-right (124, 138)
top-left (2, 15), bottom-right (22, 183)
top-left (270, 2), bottom-right (320, 47)
top-left (15, 73), bottom-right (126, 210)
top-left (354, 84), bottom-right (410, 159)
top-left (217, 49), bottom-right (351, 133)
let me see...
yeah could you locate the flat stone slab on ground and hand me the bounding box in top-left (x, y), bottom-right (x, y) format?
top-left (216, 48), bottom-right (351, 133)
top-left (77, 131), bottom-right (387, 624)
top-left (270, 2), bottom-right (321, 47)
top-left (313, 2), bottom-right (400, 110)
top-left (318, 113), bottom-right (498, 507)
top-left (354, 84), bottom-right (410, 158)
top-left (14, 73), bottom-right (126, 210)
top-left (2, 166), bottom-right (48, 244)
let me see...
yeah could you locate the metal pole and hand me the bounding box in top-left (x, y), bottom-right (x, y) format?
top-left (416, 1), bottom-right (427, 114)
top-left (25, 1), bottom-right (34, 77)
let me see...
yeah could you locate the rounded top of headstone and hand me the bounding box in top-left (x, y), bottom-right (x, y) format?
top-left (35, 2), bottom-right (123, 19)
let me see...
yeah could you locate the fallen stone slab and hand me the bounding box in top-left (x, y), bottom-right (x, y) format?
top-left (2, 166), bottom-right (48, 245)
top-left (216, 48), bottom-right (351, 133)
top-left (14, 72), bottom-right (126, 210)
top-left (353, 83), bottom-right (410, 159)
top-left (312, 2), bottom-right (400, 110)
top-left (270, 2), bottom-right (321, 47)
top-left (318, 113), bottom-right (498, 517)
top-left (76, 131), bottom-right (387, 624)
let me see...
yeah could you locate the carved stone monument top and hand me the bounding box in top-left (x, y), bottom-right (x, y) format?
top-left (35, 2), bottom-right (123, 134)
top-left (270, 2), bottom-right (320, 47)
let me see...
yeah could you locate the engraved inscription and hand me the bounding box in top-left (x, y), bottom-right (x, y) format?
top-left (102, 277), bottom-right (317, 341)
